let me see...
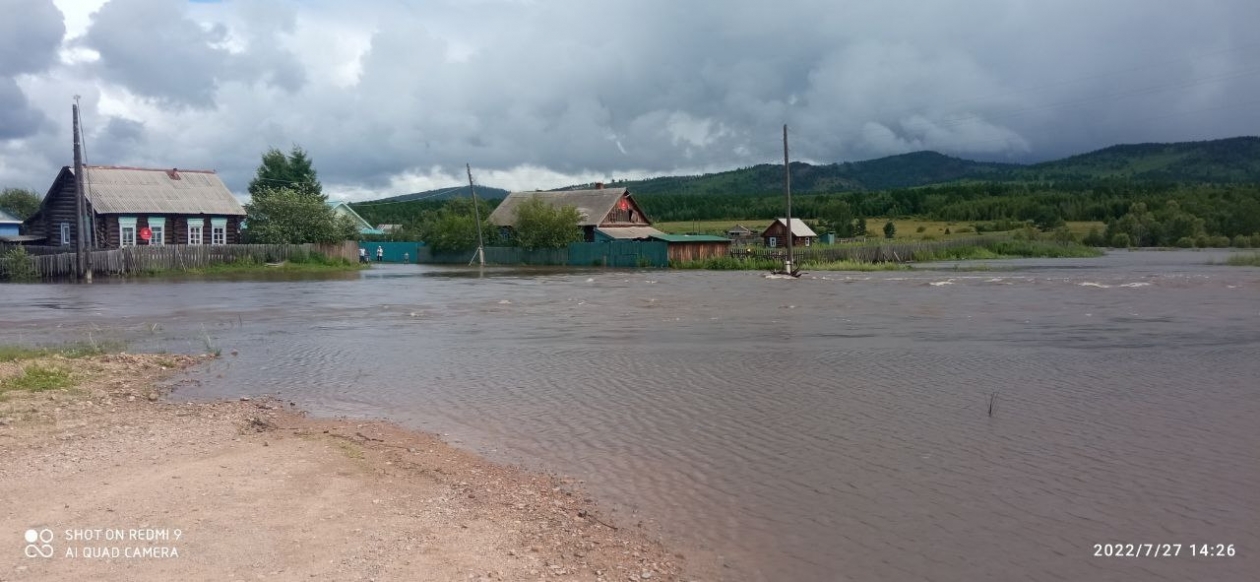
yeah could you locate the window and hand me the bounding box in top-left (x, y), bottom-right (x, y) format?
top-left (119, 216), bottom-right (137, 248)
top-left (768, 236), bottom-right (778, 248)
top-left (60, 222), bottom-right (71, 246)
top-left (210, 217), bottom-right (227, 245)
top-left (148, 217), bottom-right (166, 246)
top-left (188, 220), bottom-right (204, 245)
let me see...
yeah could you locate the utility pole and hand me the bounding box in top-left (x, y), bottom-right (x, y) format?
top-left (783, 124), bottom-right (794, 275)
top-left (72, 99), bottom-right (88, 281)
top-left (466, 163), bottom-right (485, 267)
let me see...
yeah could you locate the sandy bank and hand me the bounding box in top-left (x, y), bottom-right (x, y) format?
top-left (0, 354), bottom-right (694, 581)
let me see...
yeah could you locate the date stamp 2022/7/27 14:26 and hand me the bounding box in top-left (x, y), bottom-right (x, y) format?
top-left (1092, 543), bottom-right (1237, 558)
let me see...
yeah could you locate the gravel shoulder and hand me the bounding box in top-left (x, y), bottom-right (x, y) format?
top-left (0, 354), bottom-right (696, 581)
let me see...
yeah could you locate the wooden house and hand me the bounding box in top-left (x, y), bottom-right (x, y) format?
top-left (328, 201), bottom-right (384, 236)
top-left (488, 183), bottom-right (665, 242)
top-left (648, 233), bottom-right (731, 262)
top-left (761, 218), bottom-right (817, 248)
top-left (24, 165), bottom-right (245, 248)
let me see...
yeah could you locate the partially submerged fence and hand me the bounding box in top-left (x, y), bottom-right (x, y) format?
top-left (417, 241), bottom-right (670, 268)
top-left (2, 241), bottom-right (358, 280)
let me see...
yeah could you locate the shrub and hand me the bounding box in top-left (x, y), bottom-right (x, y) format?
top-left (1208, 235), bottom-right (1231, 248)
top-left (1110, 233), bottom-right (1131, 248)
top-left (1231, 235), bottom-right (1251, 248)
top-left (1082, 227), bottom-right (1106, 247)
top-left (0, 246), bottom-right (38, 281)
top-left (1175, 237), bottom-right (1195, 248)
top-left (915, 226), bottom-right (926, 233)
top-left (1194, 235), bottom-right (1209, 248)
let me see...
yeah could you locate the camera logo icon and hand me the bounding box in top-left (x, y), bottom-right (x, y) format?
top-left (24, 529), bottom-right (54, 558)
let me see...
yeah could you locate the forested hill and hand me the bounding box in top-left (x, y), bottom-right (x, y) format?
top-left (353, 137), bottom-right (1259, 208)
top-left (366, 185), bottom-right (510, 204)
top-left (1021, 137), bottom-right (1260, 183)
top-left (604, 137), bottom-right (1260, 196)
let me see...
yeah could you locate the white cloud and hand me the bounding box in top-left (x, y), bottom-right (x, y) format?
top-left (2, 0), bottom-right (1258, 197)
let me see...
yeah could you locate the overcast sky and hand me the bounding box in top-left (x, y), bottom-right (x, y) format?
top-left (2, 0), bottom-right (1258, 201)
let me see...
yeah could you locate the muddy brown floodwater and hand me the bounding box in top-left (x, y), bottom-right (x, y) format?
top-left (2, 249), bottom-right (1257, 581)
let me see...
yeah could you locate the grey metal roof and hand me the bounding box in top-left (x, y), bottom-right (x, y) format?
top-left (596, 226), bottom-right (666, 240)
top-left (487, 188), bottom-right (629, 227)
top-left (82, 166), bottom-right (246, 216)
top-left (763, 218), bottom-right (817, 238)
top-left (0, 209), bottom-right (21, 223)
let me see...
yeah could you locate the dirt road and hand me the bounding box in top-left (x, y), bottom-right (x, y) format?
top-left (0, 354), bottom-right (694, 581)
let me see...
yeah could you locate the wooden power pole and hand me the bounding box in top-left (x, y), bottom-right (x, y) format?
top-left (783, 124), bottom-right (794, 275)
top-left (466, 163), bottom-right (486, 267)
top-left (72, 101), bottom-right (88, 281)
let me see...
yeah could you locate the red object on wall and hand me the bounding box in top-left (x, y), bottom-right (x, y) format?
top-left (139, 227), bottom-right (152, 241)
top-left (619, 199), bottom-right (629, 211)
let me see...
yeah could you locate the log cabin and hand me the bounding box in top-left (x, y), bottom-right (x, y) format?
top-left (487, 183), bottom-right (666, 242)
top-left (24, 166), bottom-right (246, 249)
top-left (761, 218), bottom-right (818, 248)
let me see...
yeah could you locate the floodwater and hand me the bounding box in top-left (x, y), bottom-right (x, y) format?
top-left (2, 250), bottom-right (1257, 581)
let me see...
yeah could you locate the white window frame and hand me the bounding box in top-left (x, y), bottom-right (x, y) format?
top-left (119, 216), bottom-right (137, 248)
top-left (187, 220), bottom-right (204, 245)
top-left (768, 236), bottom-right (778, 248)
top-left (60, 222), bottom-right (71, 246)
top-left (210, 217), bottom-right (227, 246)
top-left (148, 216), bottom-right (166, 246)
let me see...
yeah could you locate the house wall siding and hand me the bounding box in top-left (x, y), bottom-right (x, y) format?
top-left (101, 214), bottom-right (242, 247)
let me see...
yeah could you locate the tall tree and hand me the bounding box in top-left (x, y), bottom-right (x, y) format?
top-left (247, 146), bottom-right (323, 200)
top-left (0, 188), bottom-right (42, 220)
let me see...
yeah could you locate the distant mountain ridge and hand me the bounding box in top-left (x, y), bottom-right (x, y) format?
top-left (357, 137), bottom-right (1260, 203)
top-left (367, 185), bottom-right (511, 204)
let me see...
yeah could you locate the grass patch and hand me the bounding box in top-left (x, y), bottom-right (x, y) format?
top-left (914, 241), bottom-right (1102, 261)
top-left (1, 365), bottom-right (74, 393)
top-left (1220, 253), bottom-right (1260, 266)
top-left (0, 340), bottom-right (124, 362)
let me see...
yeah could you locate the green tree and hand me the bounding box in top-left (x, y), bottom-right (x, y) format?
top-left (413, 199), bottom-right (492, 253)
top-left (248, 146), bottom-right (323, 199)
top-left (0, 187), bottom-right (41, 220)
top-left (243, 187), bottom-right (356, 244)
top-left (513, 198), bottom-right (582, 249)
top-left (818, 200), bottom-right (855, 237)
top-left (882, 220), bottom-right (896, 239)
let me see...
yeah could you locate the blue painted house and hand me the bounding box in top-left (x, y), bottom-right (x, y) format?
top-left (0, 209), bottom-right (23, 238)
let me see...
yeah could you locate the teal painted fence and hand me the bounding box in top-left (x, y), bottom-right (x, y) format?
top-left (414, 241), bottom-right (669, 268)
top-left (360, 241), bottom-right (425, 263)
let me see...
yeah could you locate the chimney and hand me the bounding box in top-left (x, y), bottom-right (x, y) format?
top-left (594, 181), bottom-right (604, 189)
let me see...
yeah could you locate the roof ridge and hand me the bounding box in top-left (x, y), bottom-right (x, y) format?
top-left (85, 165), bottom-right (217, 174)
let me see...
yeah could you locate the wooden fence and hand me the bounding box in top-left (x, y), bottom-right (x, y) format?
top-left (734, 236), bottom-right (1002, 263)
top-left (4, 241), bottom-right (358, 280)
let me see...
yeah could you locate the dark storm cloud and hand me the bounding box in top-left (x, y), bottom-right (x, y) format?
top-left (0, 0), bottom-right (63, 139)
top-left (297, 0), bottom-right (1260, 190)
top-left (4, 0), bottom-right (1259, 196)
top-left (81, 0), bottom-right (305, 108)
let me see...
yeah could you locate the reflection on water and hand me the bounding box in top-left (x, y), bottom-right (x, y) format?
top-left (2, 250), bottom-right (1257, 582)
